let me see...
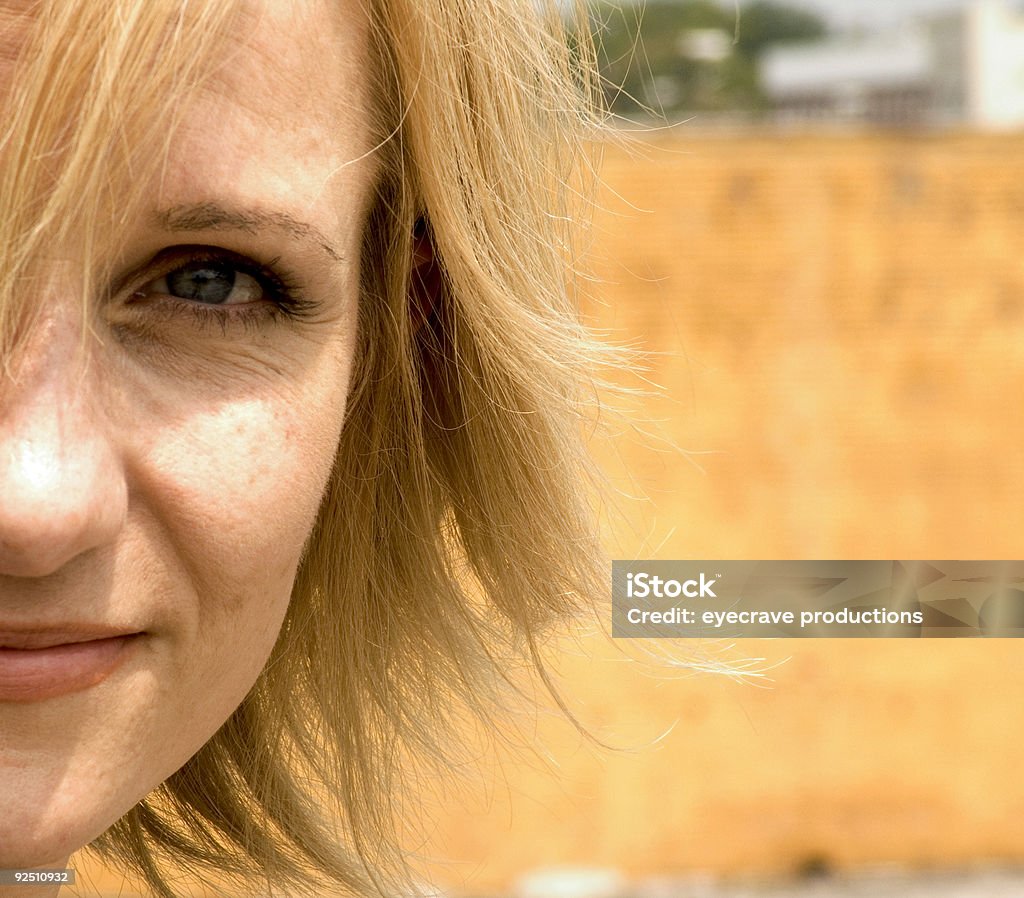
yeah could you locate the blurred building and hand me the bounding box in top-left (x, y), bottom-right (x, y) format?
top-left (761, 0), bottom-right (1024, 127)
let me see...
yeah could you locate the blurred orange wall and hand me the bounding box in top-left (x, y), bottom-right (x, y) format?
top-left (420, 132), bottom-right (1024, 892)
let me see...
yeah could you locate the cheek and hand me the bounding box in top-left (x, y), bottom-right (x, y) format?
top-left (110, 269), bottom-right (360, 714)
top-left (141, 393), bottom-right (343, 617)
top-left (122, 381), bottom-right (349, 754)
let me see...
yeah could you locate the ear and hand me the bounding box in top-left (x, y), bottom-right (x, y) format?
top-left (410, 218), bottom-right (441, 334)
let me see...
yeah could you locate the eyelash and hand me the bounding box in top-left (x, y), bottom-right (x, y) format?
top-left (127, 246), bottom-right (320, 332)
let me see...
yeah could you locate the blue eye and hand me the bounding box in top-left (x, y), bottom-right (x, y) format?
top-left (153, 260), bottom-right (264, 307)
top-left (165, 262), bottom-right (238, 305)
top-left (125, 246), bottom-right (319, 330)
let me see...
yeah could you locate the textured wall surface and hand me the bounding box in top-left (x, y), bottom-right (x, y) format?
top-left (419, 132), bottom-right (1024, 892)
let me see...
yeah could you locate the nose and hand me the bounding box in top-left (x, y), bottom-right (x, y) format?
top-left (0, 318), bottom-right (127, 578)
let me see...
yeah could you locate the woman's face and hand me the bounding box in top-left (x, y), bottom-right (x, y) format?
top-left (0, 0), bottom-right (374, 869)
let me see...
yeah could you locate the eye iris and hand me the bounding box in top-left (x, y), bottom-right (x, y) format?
top-left (166, 262), bottom-right (236, 304)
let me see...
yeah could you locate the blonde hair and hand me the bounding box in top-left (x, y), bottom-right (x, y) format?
top-left (0, 1), bottom-right (610, 896)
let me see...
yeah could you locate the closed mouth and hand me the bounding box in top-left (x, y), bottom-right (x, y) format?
top-left (0, 629), bottom-right (145, 650)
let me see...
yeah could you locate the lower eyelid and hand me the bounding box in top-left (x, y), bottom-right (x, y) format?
top-left (127, 294), bottom-right (292, 337)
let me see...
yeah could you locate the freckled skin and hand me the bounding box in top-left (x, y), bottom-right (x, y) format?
top-left (0, 1), bottom-right (376, 891)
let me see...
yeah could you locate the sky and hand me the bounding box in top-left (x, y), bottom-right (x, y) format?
top-left (724, 0), bottom-right (992, 28)
top-left (597, 0), bottom-right (1024, 31)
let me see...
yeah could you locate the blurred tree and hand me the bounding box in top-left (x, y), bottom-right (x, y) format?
top-left (590, 0), bottom-right (827, 119)
top-left (733, 1), bottom-right (828, 58)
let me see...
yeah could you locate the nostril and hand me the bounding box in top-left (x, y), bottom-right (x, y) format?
top-left (0, 533), bottom-right (90, 579)
top-left (0, 494), bottom-right (126, 579)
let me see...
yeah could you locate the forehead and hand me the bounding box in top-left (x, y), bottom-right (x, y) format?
top-left (0, 0), bottom-right (371, 70)
top-left (204, 0), bottom-right (372, 132)
top-left (7, 0), bottom-right (374, 140)
top-left (0, 0), bottom-right (377, 265)
top-left (169, 0), bottom-right (377, 223)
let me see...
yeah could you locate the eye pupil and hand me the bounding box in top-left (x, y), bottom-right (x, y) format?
top-left (166, 263), bottom-right (236, 304)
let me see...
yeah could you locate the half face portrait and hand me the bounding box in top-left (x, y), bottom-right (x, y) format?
top-left (2, 0), bottom-right (375, 864)
top-left (0, 1), bottom-right (605, 896)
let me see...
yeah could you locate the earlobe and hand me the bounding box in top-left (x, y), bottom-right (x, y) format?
top-left (410, 218), bottom-right (441, 334)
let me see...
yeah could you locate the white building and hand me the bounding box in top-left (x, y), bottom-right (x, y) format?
top-left (760, 0), bottom-right (1024, 128)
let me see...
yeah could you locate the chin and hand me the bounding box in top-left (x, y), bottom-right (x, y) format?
top-left (0, 799), bottom-right (110, 871)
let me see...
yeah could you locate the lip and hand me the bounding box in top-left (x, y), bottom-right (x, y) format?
top-left (0, 625), bottom-right (142, 650)
top-left (0, 629), bottom-right (144, 702)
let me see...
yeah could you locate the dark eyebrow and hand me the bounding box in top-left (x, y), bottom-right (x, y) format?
top-left (155, 202), bottom-right (344, 264)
